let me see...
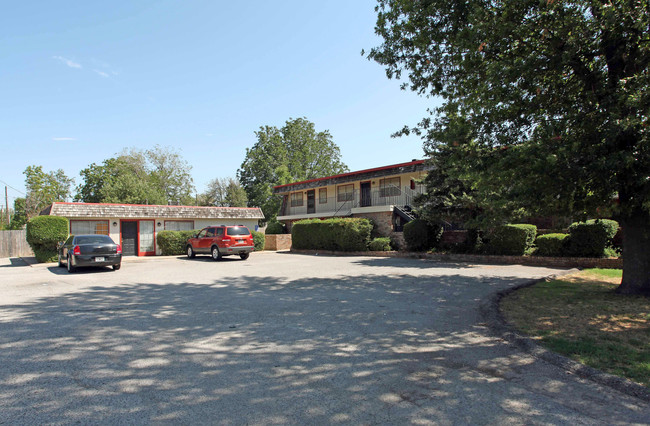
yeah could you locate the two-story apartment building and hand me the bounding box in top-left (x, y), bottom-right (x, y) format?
top-left (273, 160), bottom-right (432, 238)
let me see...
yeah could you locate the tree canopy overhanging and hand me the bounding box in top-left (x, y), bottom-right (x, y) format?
top-left (368, 0), bottom-right (650, 294)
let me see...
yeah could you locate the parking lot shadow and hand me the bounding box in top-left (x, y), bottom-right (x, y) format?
top-left (0, 269), bottom-right (645, 423)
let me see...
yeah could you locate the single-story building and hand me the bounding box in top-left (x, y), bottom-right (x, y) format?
top-left (273, 159), bottom-right (433, 238)
top-left (40, 202), bottom-right (265, 256)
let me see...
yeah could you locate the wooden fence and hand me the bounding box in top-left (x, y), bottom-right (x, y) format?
top-left (0, 230), bottom-right (34, 258)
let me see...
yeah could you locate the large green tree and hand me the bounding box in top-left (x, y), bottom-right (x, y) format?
top-left (23, 166), bottom-right (74, 217)
top-left (368, 1), bottom-right (650, 294)
top-left (202, 177), bottom-right (248, 207)
top-left (8, 198), bottom-right (28, 229)
top-left (238, 118), bottom-right (348, 222)
top-left (75, 146), bottom-right (194, 205)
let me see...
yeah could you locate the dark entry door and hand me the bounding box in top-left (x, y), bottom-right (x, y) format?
top-left (122, 221), bottom-right (138, 256)
top-left (307, 190), bottom-right (315, 214)
top-left (360, 182), bottom-right (371, 207)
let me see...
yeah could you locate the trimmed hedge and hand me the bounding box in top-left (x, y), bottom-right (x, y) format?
top-left (26, 216), bottom-right (69, 262)
top-left (486, 224), bottom-right (537, 256)
top-left (403, 219), bottom-right (444, 252)
top-left (251, 230), bottom-right (265, 251)
top-left (157, 230), bottom-right (199, 256)
top-left (565, 219), bottom-right (619, 257)
top-left (291, 218), bottom-right (372, 251)
top-left (534, 233), bottom-right (568, 257)
top-left (368, 237), bottom-right (392, 251)
top-left (265, 221), bottom-right (285, 235)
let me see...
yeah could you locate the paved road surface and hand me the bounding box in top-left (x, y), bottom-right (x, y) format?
top-left (0, 253), bottom-right (647, 424)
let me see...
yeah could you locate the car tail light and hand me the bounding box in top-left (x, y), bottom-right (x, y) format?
top-left (116, 245), bottom-right (122, 254)
top-left (222, 238), bottom-right (231, 242)
top-left (73, 245), bottom-right (81, 255)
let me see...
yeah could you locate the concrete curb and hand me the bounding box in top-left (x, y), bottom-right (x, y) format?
top-left (479, 275), bottom-right (650, 403)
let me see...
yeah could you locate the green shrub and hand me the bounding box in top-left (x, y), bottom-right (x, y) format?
top-left (157, 230), bottom-right (199, 255)
top-left (26, 216), bottom-right (69, 262)
top-left (534, 233), bottom-right (568, 257)
top-left (368, 237), bottom-right (392, 251)
top-left (565, 219), bottom-right (619, 257)
top-left (265, 221), bottom-right (285, 234)
top-left (486, 224), bottom-right (537, 256)
top-left (251, 230), bottom-right (265, 251)
top-left (291, 218), bottom-right (372, 251)
top-left (403, 219), bottom-right (444, 252)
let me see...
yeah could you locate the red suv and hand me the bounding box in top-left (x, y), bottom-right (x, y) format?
top-left (186, 225), bottom-right (254, 261)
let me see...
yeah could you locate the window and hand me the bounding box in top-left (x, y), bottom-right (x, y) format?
top-left (206, 228), bottom-right (216, 237)
top-left (337, 184), bottom-right (354, 202)
top-left (70, 220), bottom-right (109, 235)
top-left (319, 188), bottom-right (327, 204)
top-left (139, 221), bottom-right (155, 253)
top-left (291, 192), bottom-right (304, 207)
top-left (226, 226), bottom-right (250, 236)
top-left (75, 235), bottom-right (114, 245)
top-left (379, 177), bottom-right (401, 197)
top-left (165, 220), bottom-right (194, 231)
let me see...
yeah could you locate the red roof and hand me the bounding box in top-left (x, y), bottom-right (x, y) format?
top-left (49, 201), bottom-right (259, 210)
top-left (273, 160), bottom-right (426, 190)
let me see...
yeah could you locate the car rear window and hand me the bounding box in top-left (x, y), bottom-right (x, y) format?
top-left (226, 227), bottom-right (250, 236)
top-left (75, 235), bottom-right (114, 245)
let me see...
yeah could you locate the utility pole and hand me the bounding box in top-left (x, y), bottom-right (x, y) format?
top-left (5, 185), bottom-right (9, 225)
top-left (5, 186), bottom-right (9, 226)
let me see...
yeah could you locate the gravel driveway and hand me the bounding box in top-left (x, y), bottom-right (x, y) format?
top-left (0, 253), bottom-right (647, 424)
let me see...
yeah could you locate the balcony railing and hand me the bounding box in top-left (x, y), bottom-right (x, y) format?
top-left (279, 185), bottom-right (425, 217)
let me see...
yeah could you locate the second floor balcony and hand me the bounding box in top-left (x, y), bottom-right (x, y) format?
top-left (278, 185), bottom-right (425, 219)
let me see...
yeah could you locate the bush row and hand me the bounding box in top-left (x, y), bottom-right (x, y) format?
top-left (400, 218), bottom-right (619, 258)
top-left (157, 230), bottom-right (200, 255)
top-left (292, 218), bottom-right (373, 251)
top-left (26, 216), bottom-right (69, 262)
top-left (533, 219), bottom-right (619, 258)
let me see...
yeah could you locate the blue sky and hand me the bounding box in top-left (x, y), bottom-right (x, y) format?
top-left (0, 0), bottom-right (438, 206)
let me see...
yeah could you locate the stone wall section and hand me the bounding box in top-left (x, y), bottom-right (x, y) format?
top-left (352, 211), bottom-right (393, 235)
top-left (265, 234), bottom-right (292, 251)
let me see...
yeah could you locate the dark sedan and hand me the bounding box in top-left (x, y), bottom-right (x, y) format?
top-left (58, 234), bottom-right (122, 273)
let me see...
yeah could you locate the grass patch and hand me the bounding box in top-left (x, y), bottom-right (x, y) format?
top-left (501, 270), bottom-right (650, 386)
top-left (585, 268), bottom-right (623, 279)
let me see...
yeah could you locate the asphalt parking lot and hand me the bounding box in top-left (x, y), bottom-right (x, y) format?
top-left (0, 252), bottom-right (648, 424)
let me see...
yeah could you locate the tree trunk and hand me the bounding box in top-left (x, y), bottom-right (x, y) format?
top-left (617, 209), bottom-right (650, 295)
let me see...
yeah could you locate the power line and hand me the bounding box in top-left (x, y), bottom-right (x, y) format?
top-left (0, 179), bottom-right (26, 196)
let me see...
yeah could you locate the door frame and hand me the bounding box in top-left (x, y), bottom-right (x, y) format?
top-left (306, 189), bottom-right (316, 214)
top-left (120, 220), bottom-right (139, 257)
top-left (120, 219), bottom-right (157, 257)
top-left (360, 181), bottom-right (372, 207)
top-left (138, 220), bottom-right (156, 256)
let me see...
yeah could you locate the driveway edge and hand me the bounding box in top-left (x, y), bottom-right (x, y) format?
top-left (479, 276), bottom-right (650, 403)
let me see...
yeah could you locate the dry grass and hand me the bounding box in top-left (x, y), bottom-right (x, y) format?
top-left (501, 269), bottom-right (650, 386)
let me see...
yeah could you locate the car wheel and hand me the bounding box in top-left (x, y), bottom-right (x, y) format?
top-left (67, 255), bottom-right (76, 273)
top-left (58, 253), bottom-right (64, 267)
top-left (211, 246), bottom-right (222, 261)
top-left (113, 263), bottom-right (121, 271)
top-left (187, 245), bottom-right (195, 259)
top-left (240, 253), bottom-right (250, 260)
